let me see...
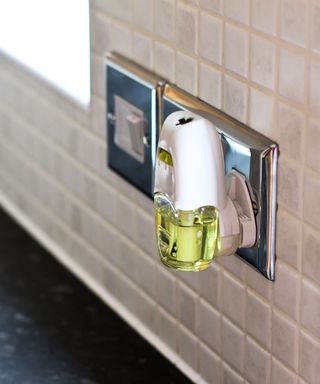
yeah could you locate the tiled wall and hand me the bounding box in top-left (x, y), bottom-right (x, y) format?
top-left (0, 0), bottom-right (320, 383)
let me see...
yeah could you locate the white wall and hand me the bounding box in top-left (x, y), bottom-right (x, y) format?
top-left (0, 0), bottom-right (90, 105)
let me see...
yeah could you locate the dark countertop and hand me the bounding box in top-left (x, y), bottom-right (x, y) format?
top-left (0, 207), bottom-right (191, 384)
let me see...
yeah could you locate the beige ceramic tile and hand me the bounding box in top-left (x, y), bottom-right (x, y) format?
top-left (271, 357), bottom-right (298, 384)
top-left (155, 0), bottom-right (175, 41)
top-left (245, 337), bottom-right (271, 384)
top-left (132, 249), bottom-right (157, 298)
top-left (304, 172), bottom-right (320, 231)
top-left (246, 267), bottom-right (272, 302)
top-left (94, 0), bottom-right (133, 22)
top-left (135, 208), bottom-right (157, 259)
top-left (109, 22), bottom-right (133, 58)
top-left (199, 12), bottom-right (222, 65)
top-left (134, 289), bottom-right (157, 332)
top-left (250, 34), bottom-right (275, 90)
top-left (176, 3), bottom-right (197, 54)
top-left (156, 266), bottom-right (177, 316)
top-left (133, 0), bottom-right (153, 32)
top-left (156, 307), bottom-right (177, 351)
top-left (224, 23), bottom-right (249, 78)
top-left (299, 331), bottom-right (320, 384)
top-left (222, 317), bottom-right (245, 374)
top-left (114, 194), bottom-right (136, 242)
top-left (249, 88), bottom-right (274, 137)
top-left (278, 157), bottom-right (302, 217)
top-left (223, 363), bottom-right (245, 384)
top-left (102, 261), bottom-right (121, 299)
top-left (178, 282), bottom-right (197, 332)
top-left (222, 271), bottom-right (246, 329)
top-left (224, 0), bottom-right (249, 25)
top-left (309, 60), bottom-right (320, 116)
top-left (273, 261), bottom-right (300, 320)
top-left (154, 42), bottom-right (174, 81)
top-left (199, 262), bottom-right (221, 309)
top-left (276, 209), bottom-right (301, 270)
top-left (178, 325), bottom-right (198, 370)
top-left (223, 75), bottom-right (248, 123)
top-left (279, 49), bottom-right (305, 104)
top-left (311, 4), bottom-right (320, 53)
top-left (181, 0), bottom-right (199, 4)
top-left (199, 343), bottom-right (221, 384)
top-left (90, 95), bottom-right (106, 139)
top-left (277, 102), bottom-right (304, 161)
top-left (199, 63), bottom-right (222, 108)
top-left (272, 310), bottom-right (299, 371)
top-left (199, 0), bottom-right (221, 13)
top-left (303, 224), bottom-right (320, 285)
top-left (197, 298), bottom-right (221, 353)
top-left (301, 279), bottom-right (320, 339)
top-left (251, 0), bottom-right (277, 36)
top-left (91, 11), bottom-right (111, 57)
top-left (133, 33), bottom-right (153, 69)
top-left (246, 290), bottom-right (271, 349)
top-left (176, 52), bottom-right (197, 94)
top-left (173, 268), bottom-right (200, 291)
top-left (306, 118), bottom-right (320, 174)
top-left (116, 235), bottom-right (137, 275)
top-left (220, 254), bottom-right (247, 282)
top-left (280, 0), bottom-right (308, 47)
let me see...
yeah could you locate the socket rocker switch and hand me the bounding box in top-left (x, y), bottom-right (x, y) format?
top-left (106, 52), bottom-right (164, 197)
top-left (114, 95), bottom-right (145, 163)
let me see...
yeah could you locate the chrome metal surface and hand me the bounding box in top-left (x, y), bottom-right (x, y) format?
top-left (105, 52), bottom-right (165, 197)
top-left (162, 84), bottom-right (278, 280)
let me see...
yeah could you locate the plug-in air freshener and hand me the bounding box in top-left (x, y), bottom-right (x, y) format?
top-left (154, 111), bottom-right (256, 271)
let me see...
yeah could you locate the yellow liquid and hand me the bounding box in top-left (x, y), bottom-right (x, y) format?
top-left (155, 193), bottom-right (221, 271)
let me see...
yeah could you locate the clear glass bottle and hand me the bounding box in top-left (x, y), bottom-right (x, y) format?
top-left (154, 192), bottom-right (221, 271)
